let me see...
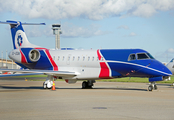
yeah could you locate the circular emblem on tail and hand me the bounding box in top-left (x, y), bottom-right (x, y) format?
top-left (17, 35), bottom-right (23, 46)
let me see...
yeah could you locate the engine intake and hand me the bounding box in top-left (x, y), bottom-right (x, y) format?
top-left (29, 49), bottom-right (40, 62)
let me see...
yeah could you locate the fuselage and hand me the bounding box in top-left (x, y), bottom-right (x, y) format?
top-left (9, 48), bottom-right (172, 80)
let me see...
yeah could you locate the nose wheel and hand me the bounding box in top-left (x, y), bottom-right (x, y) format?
top-left (148, 82), bottom-right (157, 91)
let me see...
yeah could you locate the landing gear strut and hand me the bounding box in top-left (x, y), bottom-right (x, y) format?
top-left (82, 80), bottom-right (95, 89)
top-left (148, 82), bottom-right (157, 91)
top-left (43, 75), bottom-right (53, 89)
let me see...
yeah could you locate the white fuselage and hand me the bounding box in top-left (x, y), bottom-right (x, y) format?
top-left (49, 49), bottom-right (107, 80)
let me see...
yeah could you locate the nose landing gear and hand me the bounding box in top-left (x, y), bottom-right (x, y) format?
top-left (148, 82), bottom-right (157, 91)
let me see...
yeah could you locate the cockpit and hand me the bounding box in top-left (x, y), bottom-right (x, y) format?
top-left (128, 53), bottom-right (154, 61)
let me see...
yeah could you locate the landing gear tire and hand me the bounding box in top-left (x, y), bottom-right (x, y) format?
top-left (82, 81), bottom-right (94, 89)
top-left (82, 81), bottom-right (88, 89)
top-left (43, 80), bottom-right (53, 89)
top-left (154, 85), bottom-right (157, 90)
top-left (148, 85), bottom-right (153, 91)
top-left (43, 82), bottom-right (47, 89)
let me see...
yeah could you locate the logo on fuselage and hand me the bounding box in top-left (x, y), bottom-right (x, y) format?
top-left (17, 34), bottom-right (23, 46)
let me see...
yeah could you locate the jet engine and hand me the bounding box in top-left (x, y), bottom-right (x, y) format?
top-left (28, 49), bottom-right (40, 62)
top-left (9, 48), bottom-right (40, 64)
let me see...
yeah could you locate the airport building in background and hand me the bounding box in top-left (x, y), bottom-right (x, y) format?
top-left (0, 59), bottom-right (20, 69)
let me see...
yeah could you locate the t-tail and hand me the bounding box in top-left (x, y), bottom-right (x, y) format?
top-left (0, 20), bottom-right (45, 49)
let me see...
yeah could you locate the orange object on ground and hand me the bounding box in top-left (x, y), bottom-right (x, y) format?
top-left (52, 81), bottom-right (56, 90)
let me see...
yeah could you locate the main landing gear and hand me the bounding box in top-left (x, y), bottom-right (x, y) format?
top-left (43, 75), bottom-right (53, 89)
top-left (148, 82), bottom-right (157, 91)
top-left (82, 80), bottom-right (96, 89)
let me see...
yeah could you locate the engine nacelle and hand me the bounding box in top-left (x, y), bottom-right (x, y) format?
top-left (28, 49), bottom-right (40, 62)
top-left (9, 48), bottom-right (40, 64)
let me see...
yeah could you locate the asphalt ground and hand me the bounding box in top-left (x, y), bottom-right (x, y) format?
top-left (0, 80), bottom-right (174, 120)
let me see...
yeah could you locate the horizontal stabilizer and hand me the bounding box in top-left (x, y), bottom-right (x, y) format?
top-left (0, 20), bottom-right (45, 25)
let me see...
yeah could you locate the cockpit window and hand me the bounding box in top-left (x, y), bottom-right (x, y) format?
top-left (146, 53), bottom-right (154, 59)
top-left (137, 53), bottom-right (149, 59)
top-left (128, 54), bottom-right (136, 61)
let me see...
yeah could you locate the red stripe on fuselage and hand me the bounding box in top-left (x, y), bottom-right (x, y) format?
top-left (20, 49), bottom-right (27, 63)
top-left (97, 49), bottom-right (111, 78)
top-left (97, 49), bottom-right (101, 60)
top-left (35, 48), bottom-right (58, 71)
top-left (44, 49), bottom-right (58, 71)
top-left (99, 62), bottom-right (110, 78)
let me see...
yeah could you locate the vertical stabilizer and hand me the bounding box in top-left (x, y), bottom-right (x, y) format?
top-left (0, 20), bottom-right (45, 49)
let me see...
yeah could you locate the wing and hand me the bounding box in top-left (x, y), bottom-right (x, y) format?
top-left (0, 69), bottom-right (78, 78)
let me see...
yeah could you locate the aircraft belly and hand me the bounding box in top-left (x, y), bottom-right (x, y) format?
top-left (58, 66), bottom-right (100, 80)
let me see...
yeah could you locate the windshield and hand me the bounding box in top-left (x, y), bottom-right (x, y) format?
top-left (128, 52), bottom-right (155, 61)
top-left (146, 53), bottom-right (155, 59)
top-left (137, 53), bottom-right (155, 60)
top-left (137, 53), bottom-right (149, 59)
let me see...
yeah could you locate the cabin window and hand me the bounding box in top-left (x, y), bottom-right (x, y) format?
top-left (88, 57), bottom-right (90, 61)
top-left (128, 54), bottom-right (136, 61)
top-left (58, 56), bottom-right (60, 61)
top-left (92, 57), bottom-right (94, 61)
top-left (83, 56), bottom-right (85, 61)
top-left (62, 56), bottom-right (65, 61)
top-left (137, 53), bottom-right (149, 59)
top-left (73, 56), bottom-right (75, 61)
top-left (68, 56), bottom-right (70, 61)
top-left (78, 56), bottom-right (80, 61)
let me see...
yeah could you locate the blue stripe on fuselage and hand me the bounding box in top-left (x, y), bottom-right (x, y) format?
top-left (100, 49), bottom-right (146, 62)
top-left (21, 48), bottom-right (32, 63)
top-left (100, 49), bottom-right (171, 78)
top-left (19, 48), bottom-right (54, 70)
top-left (33, 50), bottom-right (53, 70)
top-left (100, 49), bottom-right (147, 77)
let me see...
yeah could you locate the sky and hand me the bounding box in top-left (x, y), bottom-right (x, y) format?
top-left (0, 0), bottom-right (174, 62)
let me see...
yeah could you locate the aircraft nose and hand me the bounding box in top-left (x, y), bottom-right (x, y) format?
top-left (162, 65), bottom-right (172, 76)
top-left (155, 61), bottom-right (172, 76)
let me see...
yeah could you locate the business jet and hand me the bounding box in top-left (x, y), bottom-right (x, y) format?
top-left (166, 58), bottom-right (174, 75)
top-left (0, 20), bottom-right (172, 91)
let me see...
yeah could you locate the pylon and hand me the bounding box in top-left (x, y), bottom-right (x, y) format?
top-left (52, 81), bottom-right (56, 91)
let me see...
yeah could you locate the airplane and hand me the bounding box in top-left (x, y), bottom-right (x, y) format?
top-left (166, 58), bottom-right (174, 75)
top-left (0, 20), bottom-right (172, 91)
top-left (166, 58), bottom-right (174, 86)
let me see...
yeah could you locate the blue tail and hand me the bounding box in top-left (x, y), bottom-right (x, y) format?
top-left (0, 20), bottom-right (45, 49)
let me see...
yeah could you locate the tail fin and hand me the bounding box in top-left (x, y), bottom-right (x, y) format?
top-left (0, 20), bottom-right (45, 49)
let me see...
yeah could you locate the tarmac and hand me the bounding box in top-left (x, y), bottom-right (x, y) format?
top-left (0, 80), bottom-right (174, 120)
